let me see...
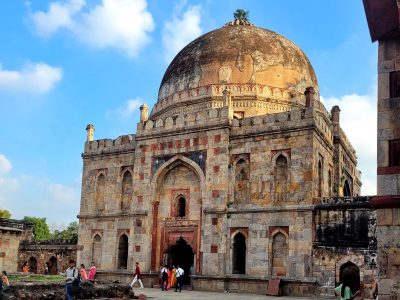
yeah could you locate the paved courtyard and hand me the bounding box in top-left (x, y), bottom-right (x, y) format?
top-left (131, 288), bottom-right (324, 300)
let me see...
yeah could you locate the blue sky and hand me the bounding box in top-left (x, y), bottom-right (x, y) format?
top-left (0, 0), bottom-right (377, 227)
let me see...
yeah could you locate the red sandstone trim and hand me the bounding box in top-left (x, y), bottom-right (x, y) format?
top-left (377, 166), bottom-right (400, 175)
top-left (371, 195), bottom-right (400, 208)
top-left (150, 201), bottom-right (159, 270)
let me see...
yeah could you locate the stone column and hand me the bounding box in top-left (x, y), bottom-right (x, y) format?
top-left (304, 87), bottom-right (315, 108)
top-left (150, 201), bottom-right (159, 271)
top-left (223, 88), bottom-right (233, 119)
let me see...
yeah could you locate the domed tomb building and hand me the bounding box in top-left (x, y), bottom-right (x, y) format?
top-left (78, 18), bottom-right (364, 295)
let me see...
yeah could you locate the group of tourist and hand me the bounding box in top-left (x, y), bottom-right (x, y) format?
top-left (60, 260), bottom-right (97, 300)
top-left (129, 262), bottom-right (191, 293)
top-left (160, 264), bottom-right (184, 292)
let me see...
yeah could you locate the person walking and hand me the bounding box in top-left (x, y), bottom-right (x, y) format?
top-left (160, 265), bottom-right (169, 291)
top-left (175, 265), bottom-right (184, 293)
top-left (130, 262), bottom-right (144, 289)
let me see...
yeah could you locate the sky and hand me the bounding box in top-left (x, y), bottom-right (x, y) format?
top-left (0, 0), bottom-right (377, 227)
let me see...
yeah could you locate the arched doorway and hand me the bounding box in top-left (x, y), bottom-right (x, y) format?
top-left (49, 256), bottom-right (58, 275)
top-left (232, 232), bottom-right (246, 274)
top-left (28, 256), bottom-right (37, 274)
top-left (339, 261), bottom-right (360, 294)
top-left (166, 237), bottom-right (194, 285)
top-left (117, 234), bottom-right (129, 269)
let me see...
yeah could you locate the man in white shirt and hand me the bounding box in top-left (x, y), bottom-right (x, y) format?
top-left (175, 265), bottom-right (184, 292)
top-left (60, 259), bottom-right (79, 300)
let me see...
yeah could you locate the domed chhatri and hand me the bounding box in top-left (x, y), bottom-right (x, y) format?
top-left (151, 17), bottom-right (318, 119)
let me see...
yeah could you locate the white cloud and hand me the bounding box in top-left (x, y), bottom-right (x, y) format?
top-left (322, 86), bottom-right (377, 195)
top-left (0, 154), bottom-right (12, 175)
top-left (106, 98), bottom-right (142, 120)
top-left (162, 4), bottom-right (202, 63)
top-left (0, 62), bottom-right (63, 93)
top-left (30, 0), bottom-right (84, 37)
top-left (30, 0), bottom-right (155, 57)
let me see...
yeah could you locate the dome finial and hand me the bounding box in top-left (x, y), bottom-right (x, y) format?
top-left (225, 9), bottom-right (254, 27)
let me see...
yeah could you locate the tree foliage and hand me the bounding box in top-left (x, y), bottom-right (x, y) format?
top-left (51, 221), bottom-right (78, 243)
top-left (23, 216), bottom-right (51, 241)
top-left (0, 209), bottom-right (11, 219)
top-left (234, 9), bottom-right (249, 22)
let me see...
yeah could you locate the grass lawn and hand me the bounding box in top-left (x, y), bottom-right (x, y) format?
top-left (8, 274), bottom-right (65, 282)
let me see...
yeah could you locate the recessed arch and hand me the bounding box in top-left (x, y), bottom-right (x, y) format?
top-left (232, 232), bottom-right (246, 274)
top-left (92, 234), bottom-right (102, 268)
top-left (96, 173), bottom-right (106, 211)
top-left (28, 256), bottom-right (37, 274)
top-left (234, 158), bottom-right (250, 204)
top-left (271, 232), bottom-right (288, 276)
top-left (121, 170), bottom-right (133, 211)
top-left (318, 160), bottom-right (323, 197)
top-left (343, 179), bottom-right (351, 197)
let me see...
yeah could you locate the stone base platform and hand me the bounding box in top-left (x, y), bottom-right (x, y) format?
top-left (191, 275), bottom-right (317, 296)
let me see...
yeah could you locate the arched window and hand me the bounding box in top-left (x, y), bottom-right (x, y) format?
top-left (328, 170), bottom-right (332, 196)
top-left (121, 171), bottom-right (132, 211)
top-left (92, 234), bottom-right (102, 268)
top-left (343, 180), bottom-right (351, 197)
top-left (271, 232), bottom-right (287, 276)
top-left (234, 159), bottom-right (249, 204)
top-left (96, 174), bottom-right (105, 211)
top-left (318, 161), bottom-right (323, 197)
top-left (177, 197), bottom-right (186, 217)
top-left (232, 232), bottom-right (246, 274)
top-left (117, 234), bottom-right (129, 269)
top-left (274, 155), bottom-right (288, 201)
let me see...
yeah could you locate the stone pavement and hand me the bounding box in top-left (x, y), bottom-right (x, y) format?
top-left (131, 287), bottom-right (319, 300)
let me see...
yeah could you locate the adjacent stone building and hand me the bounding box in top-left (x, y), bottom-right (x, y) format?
top-left (18, 240), bottom-right (78, 275)
top-left (364, 0), bottom-right (400, 299)
top-left (77, 18), bottom-right (368, 296)
top-left (0, 218), bottom-right (33, 273)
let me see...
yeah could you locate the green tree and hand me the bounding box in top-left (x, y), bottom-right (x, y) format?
top-left (23, 216), bottom-right (51, 241)
top-left (234, 9), bottom-right (249, 22)
top-left (0, 209), bottom-right (11, 219)
top-left (50, 221), bottom-right (79, 243)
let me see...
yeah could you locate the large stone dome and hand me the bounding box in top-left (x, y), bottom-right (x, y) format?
top-left (150, 20), bottom-right (318, 119)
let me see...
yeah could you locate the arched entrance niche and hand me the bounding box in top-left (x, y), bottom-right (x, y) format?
top-left (117, 234), bottom-right (129, 269)
top-left (92, 233), bottom-right (102, 268)
top-left (49, 256), bottom-right (58, 274)
top-left (271, 232), bottom-right (288, 276)
top-left (232, 232), bottom-right (246, 274)
top-left (150, 155), bottom-right (205, 272)
top-left (166, 237), bottom-right (194, 285)
top-left (339, 261), bottom-right (360, 294)
top-left (28, 256), bottom-right (37, 274)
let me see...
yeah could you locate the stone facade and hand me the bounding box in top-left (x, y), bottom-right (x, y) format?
top-left (77, 19), bottom-right (367, 296)
top-left (0, 218), bottom-right (33, 273)
top-left (18, 241), bottom-right (78, 274)
top-left (363, 1), bottom-right (400, 299)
